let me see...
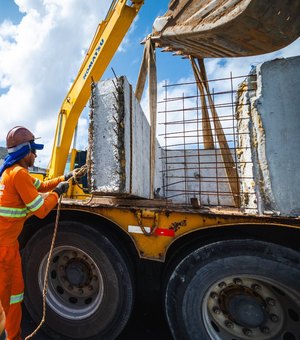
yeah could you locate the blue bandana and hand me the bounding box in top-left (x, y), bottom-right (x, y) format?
top-left (0, 141), bottom-right (44, 177)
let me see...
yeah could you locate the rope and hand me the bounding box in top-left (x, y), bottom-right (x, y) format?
top-left (25, 165), bottom-right (88, 339)
top-left (72, 164), bottom-right (88, 186)
top-left (24, 194), bottom-right (62, 340)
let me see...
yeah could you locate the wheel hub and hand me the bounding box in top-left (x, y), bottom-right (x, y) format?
top-left (39, 246), bottom-right (104, 320)
top-left (65, 260), bottom-right (90, 286)
top-left (205, 277), bottom-right (285, 339)
top-left (226, 293), bottom-right (266, 327)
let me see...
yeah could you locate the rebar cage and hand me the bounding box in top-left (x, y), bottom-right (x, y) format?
top-left (157, 73), bottom-right (257, 210)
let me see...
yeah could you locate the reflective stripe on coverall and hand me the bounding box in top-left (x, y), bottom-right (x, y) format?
top-left (0, 164), bottom-right (64, 340)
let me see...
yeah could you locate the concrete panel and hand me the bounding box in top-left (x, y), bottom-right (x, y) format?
top-left (89, 75), bottom-right (236, 206)
top-left (163, 149), bottom-right (235, 206)
top-left (89, 76), bottom-right (164, 198)
top-left (237, 56), bottom-right (300, 216)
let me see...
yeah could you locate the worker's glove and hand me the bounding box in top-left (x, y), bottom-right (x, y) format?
top-left (64, 168), bottom-right (85, 181)
top-left (53, 181), bottom-right (69, 196)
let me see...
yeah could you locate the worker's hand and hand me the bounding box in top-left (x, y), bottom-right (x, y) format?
top-left (53, 181), bottom-right (69, 196)
top-left (64, 168), bottom-right (85, 181)
top-left (64, 171), bottom-right (73, 181)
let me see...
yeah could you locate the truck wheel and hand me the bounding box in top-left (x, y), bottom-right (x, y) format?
top-left (22, 221), bottom-right (134, 340)
top-left (164, 239), bottom-right (300, 340)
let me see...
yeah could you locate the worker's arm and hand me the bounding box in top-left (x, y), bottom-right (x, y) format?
top-left (32, 175), bottom-right (65, 193)
top-left (14, 169), bottom-right (59, 219)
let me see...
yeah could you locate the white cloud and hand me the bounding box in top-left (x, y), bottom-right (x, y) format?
top-left (0, 0), bottom-right (299, 171)
top-left (0, 0), bottom-right (109, 167)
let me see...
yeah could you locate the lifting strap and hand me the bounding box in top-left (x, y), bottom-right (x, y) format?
top-left (190, 57), bottom-right (240, 207)
top-left (190, 57), bottom-right (214, 149)
top-left (135, 37), bottom-right (157, 199)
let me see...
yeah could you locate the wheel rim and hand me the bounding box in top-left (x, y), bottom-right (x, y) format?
top-left (38, 246), bottom-right (104, 320)
top-left (202, 275), bottom-right (300, 340)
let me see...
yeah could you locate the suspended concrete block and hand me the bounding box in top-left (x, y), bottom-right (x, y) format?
top-left (152, 0), bottom-right (300, 58)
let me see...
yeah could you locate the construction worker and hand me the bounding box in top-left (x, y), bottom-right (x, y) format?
top-left (0, 300), bottom-right (6, 340)
top-left (0, 126), bottom-right (74, 340)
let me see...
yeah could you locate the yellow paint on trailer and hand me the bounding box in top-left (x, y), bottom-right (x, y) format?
top-left (61, 201), bottom-right (300, 261)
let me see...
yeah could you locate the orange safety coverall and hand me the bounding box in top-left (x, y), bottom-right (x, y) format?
top-left (0, 299), bottom-right (5, 337)
top-left (0, 164), bottom-right (64, 340)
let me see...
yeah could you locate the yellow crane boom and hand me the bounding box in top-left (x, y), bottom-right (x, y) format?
top-left (47, 0), bottom-right (144, 178)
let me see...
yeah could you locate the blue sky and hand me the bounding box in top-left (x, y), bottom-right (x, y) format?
top-left (0, 0), bottom-right (299, 168)
top-left (0, 0), bottom-right (23, 23)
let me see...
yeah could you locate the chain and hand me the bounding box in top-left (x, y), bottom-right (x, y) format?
top-left (135, 210), bottom-right (159, 236)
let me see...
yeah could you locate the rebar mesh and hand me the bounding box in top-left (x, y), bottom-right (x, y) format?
top-left (157, 73), bottom-right (256, 209)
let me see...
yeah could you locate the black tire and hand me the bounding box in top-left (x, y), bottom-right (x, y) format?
top-left (22, 221), bottom-right (134, 340)
top-left (164, 239), bottom-right (300, 340)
